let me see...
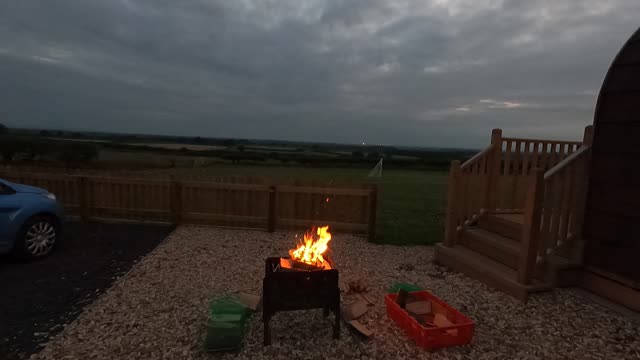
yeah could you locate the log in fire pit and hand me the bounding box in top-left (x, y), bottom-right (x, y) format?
top-left (262, 226), bottom-right (340, 345)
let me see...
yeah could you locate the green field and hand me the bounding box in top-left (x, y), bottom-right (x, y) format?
top-left (176, 165), bottom-right (447, 245)
top-left (1, 128), bottom-right (453, 245)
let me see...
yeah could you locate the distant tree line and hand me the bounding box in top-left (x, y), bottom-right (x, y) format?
top-left (0, 136), bottom-right (99, 165)
top-left (97, 138), bottom-right (472, 169)
top-left (1, 125), bottom-right (474, 170)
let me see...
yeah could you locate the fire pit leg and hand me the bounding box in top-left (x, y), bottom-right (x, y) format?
top-left (333, 304), bottom-right (340, 340)
top-left (263, 311), bottom-right (272, 346)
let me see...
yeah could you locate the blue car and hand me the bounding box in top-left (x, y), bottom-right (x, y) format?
top-left (0, 178), bottom-right (64, 258)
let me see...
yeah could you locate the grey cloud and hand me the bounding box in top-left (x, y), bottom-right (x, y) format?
top-left (0, 0), bottom-right (639, 148)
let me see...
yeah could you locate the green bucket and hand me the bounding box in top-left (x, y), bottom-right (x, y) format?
top-left (203, 296), bottom-right (252, 353)
top-left (388, 282), bottom-right (423, 293)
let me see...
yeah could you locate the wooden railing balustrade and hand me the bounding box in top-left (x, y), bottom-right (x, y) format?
top-left (497, 136), bottom-right (584, 211)
top-left (518, 125), bottom-right (593, 284)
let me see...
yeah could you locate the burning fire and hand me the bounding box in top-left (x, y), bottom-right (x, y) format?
top-left (288, 226), bottom-right (332, 269)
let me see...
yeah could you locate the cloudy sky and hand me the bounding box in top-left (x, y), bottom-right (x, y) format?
top-left (1, 1), bottom-right (639, 148)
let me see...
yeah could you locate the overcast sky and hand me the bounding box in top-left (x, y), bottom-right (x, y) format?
top-left (1, 1), bottom-right (639, 148)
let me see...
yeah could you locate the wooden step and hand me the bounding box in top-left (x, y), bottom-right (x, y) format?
top-left (434, 244), bottom-right (552, 301)
top-left (459, 228), bottom-right (520, 269)
top-left (479, 213), bottom-right (523, 241)
top-left (536, 255), bottom-right (583, 287)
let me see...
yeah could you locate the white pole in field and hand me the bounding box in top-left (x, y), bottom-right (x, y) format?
top-left (368, 158), bottom-right (383, 178)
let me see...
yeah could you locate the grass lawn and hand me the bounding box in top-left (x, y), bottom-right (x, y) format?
top-left (177, 165), bottom-right (447, 246)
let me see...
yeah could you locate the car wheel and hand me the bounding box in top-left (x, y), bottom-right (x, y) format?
top-left (16, 216), bottom-right (59, 259)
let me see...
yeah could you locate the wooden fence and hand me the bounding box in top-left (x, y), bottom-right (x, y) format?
top-left (0, 171), bottom-right (378, 239)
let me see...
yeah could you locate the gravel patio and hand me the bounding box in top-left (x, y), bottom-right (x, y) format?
top-left (31, 227), bottom-right (640, 360)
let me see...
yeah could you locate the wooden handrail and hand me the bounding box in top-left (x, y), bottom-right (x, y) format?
top-left (544, 146), bottom-right (590, 180)
top-left (460, 144), bottom-right (495, 171)
top-left (443, 139), bottom-right (496, 246)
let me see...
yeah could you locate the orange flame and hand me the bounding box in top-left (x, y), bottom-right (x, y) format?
top-left (288, 226), bottom-right (332, 269)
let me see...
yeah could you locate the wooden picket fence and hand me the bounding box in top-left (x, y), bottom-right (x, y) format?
top-left (0, 171), bottom-right (378, 239)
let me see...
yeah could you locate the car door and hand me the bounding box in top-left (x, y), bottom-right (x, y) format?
top-left (0, 181), bottom-right (21, 247)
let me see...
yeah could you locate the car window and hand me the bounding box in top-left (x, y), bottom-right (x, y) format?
top-left (0, 182), bottom-right (15, 195)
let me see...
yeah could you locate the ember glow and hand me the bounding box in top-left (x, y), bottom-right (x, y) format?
top-left (288, 226), bottom-right (332, 269)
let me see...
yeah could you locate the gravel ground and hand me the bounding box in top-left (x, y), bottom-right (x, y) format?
top-left (32, 227), bottom-right (640, 360)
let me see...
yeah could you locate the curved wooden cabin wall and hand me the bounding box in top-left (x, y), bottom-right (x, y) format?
top-left (584, 27), bottom-right (640, 285)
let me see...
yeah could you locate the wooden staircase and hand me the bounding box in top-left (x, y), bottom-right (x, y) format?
top-left (435, 213), bottom-right (551, 301)
top-left (436, 212), bottom-right (585, 301)
top-left (435, 126), bottom-right (594, 301)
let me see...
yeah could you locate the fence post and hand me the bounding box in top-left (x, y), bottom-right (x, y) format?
top-left (571, 125), bottom-right (594, 262)
top-left (444, 160), bottom-right (461, 247)
top-left (267, 185), bottom-right (278, 232)
top-left (170, 176), bottom-right (183, 225)
top-left (367, 184), bottom-right (378, 242)
top-left (582, 125), bottom-right (594, 146)
top-left (79, 176), bottom-right (90, 221)
top-left (518, 168), bottom-right (544, 284)
top-left (484, 128), bottom-right (503, 211)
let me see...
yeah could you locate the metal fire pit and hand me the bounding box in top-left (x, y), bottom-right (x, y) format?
top-left (262, 257), bottom-right (340, 345)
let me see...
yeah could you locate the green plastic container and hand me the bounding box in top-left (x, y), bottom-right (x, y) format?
top-left (209, 296), bottom-right (249, 320)
top-left (203, 318), bottom-right (245, 352)
top-left (203, 296), bottom-right (251, 352)
top-left (388, 282), bottom-right (423, 293)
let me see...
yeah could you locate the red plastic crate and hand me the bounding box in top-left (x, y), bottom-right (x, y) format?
top-left (385, 291), bottom-right (474, 349)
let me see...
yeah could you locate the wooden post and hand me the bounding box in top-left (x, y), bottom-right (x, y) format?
top-left (170, 176), bottom-right (183, 225)
top-left (444, 160), bottom-right (461, 247)
top-left (367, 184), bottom-right (378, 242)
top-left (571, 126), bottom-right (593, 262)
top-left (79, 176), bottom-right (89, 221)
top-left (583, 125), bottom-right (594, 146)
top-left (518, 168), bottom-right (544, 284)
top-left (484, 128), bottom-right (502, 212)
top-left (267, 185), bottom-right (278, 232)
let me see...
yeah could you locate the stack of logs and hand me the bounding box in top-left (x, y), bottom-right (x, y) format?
top-left (341, 277), bottom-right (375, 337)
top-left (395, 289), bottom-right (455, 330)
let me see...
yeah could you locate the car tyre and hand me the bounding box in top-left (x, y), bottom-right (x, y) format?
top-left (14, 215), bottom-right (60, 259)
